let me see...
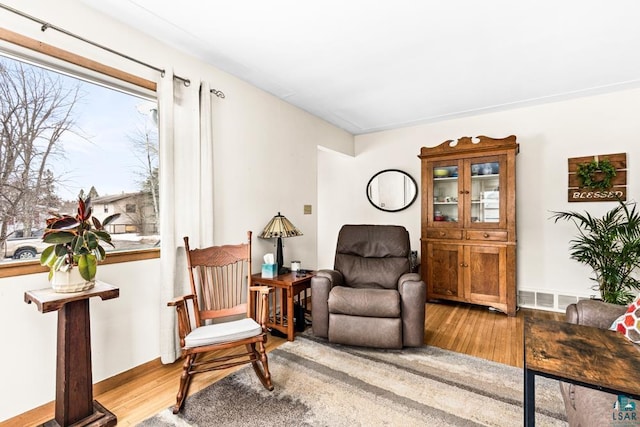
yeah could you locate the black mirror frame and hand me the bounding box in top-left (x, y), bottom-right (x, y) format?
top-left (366, 169), bottom-right (418, 212)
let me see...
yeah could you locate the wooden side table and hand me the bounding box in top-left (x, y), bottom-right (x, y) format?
top-left (251, 272), bottom-right (314, 341)
top-left (25, 281), bottom-right (119, 427)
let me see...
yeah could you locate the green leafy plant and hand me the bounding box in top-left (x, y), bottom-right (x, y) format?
top-left (551, 200), bottom-right (640, 305)
top-left (576, 158), bottom-right (616, 190)
top-left (40, 194), bottom-right (120, 281)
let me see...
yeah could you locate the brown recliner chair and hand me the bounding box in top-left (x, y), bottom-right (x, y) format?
top-left (311, 224), bottom-right (426, 349)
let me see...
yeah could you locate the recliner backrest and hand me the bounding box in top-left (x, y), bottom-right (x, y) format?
top-left (334, 224), bottom-right (411, 289)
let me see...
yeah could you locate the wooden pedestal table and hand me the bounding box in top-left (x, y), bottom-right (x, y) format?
top-left (24, 281), bottom-right (119, 427)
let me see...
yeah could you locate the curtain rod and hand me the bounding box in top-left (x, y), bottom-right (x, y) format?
top-left (0, 3), bottom-right (195, 88)
top-left (210, 88), bottom-right (225, 98)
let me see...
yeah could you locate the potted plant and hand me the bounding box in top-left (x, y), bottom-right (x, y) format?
top-left (40, 194), bottom-right (120, 292)
top-left (551, 200), bottom-right (640, 305)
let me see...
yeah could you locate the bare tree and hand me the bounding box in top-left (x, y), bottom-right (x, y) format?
top-left (127, 108), bottom-right (159, 233)
top-left (0, 58), bottom-right (79, 242)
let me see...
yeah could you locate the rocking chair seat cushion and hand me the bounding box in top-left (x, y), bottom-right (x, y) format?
top-left (184, 318), bottom-right (263, 348)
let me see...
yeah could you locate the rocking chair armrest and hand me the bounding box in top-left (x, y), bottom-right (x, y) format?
top-left (249, 285), bottom-right (271, 294)
top-left (249, 286), bottom-right (273, 329)
top-left (167, 294), bottom-right (196, 307)
top-left (167, 294), bottom-right (196, 344)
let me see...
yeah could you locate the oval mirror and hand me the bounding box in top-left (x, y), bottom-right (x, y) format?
top-left (366, 169), bottom-right (418, 212)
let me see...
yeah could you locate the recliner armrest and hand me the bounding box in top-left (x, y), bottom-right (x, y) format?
top-left (311, 269), bottom-right (343, 338)
top-left (398, 275), bottom-right (427, 347)
top-left (398, 272), bottom-right (421, 287)
top-left (315, 269), bottom-right (344, 287)
top-left (565, 299), bottom-right (627, 329)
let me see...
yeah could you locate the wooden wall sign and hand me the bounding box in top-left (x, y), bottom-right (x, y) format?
top-left (567, 153), bottom-right (627, 202)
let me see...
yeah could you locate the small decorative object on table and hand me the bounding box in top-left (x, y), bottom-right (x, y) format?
top-left (40, 193), bottom-right (120, 293)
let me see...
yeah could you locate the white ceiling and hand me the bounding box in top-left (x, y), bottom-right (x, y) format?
top-left (82, 0), bottom-right (640, 135)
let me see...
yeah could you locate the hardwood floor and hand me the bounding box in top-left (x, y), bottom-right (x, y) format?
top-left (425, 301), bottom-right (562, 367)
top-left (1, 302), bottom-right (563, 427)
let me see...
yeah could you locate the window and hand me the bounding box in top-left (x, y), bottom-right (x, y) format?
top-left (0, 53), bottom-right (160, 271)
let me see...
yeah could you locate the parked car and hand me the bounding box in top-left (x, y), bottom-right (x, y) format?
top-left (1, 229), bottom-right (48, 259)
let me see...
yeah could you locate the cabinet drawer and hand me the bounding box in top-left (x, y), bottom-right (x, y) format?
top-left (465, 230), bottom-right (507, 241)
top-left (426, 229), bottom-right (463, 240)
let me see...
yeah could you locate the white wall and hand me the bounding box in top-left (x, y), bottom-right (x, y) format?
top-left (0, 0), bottom-right (352, 421)
top-left (0, 259), bottom-right (161, 420)
top-left (319, 87), bottom-right (640, 303)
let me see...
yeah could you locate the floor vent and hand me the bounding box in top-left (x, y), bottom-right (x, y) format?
top-left (535, 292), bottom-right (555, 308)
top-left (557, 295), bottom-right (578, 311)
top-left (518, 290), bottom-right (535, 306)
top-left (517, 290), bottom-right (587, 312)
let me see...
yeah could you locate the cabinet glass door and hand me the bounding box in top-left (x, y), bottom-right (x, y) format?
top-left (432, 163), bottom-right (459, 224)
top-left (469, 158), bottom-right (501, 225)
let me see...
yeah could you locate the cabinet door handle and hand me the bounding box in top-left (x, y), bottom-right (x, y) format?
top-left (459, 190), bottom-right (465, 195)
top-left (464, 190), bottom-right (470, 194)
top-left (440, 232), bottom-right (446, 237)
top-left (483, 233), bottom-right (490, 238)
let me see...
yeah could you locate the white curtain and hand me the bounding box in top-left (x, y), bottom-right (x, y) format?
top-left (199, 82), bottom-right (215, 247)
top-left (158, 75), bottom-right (216, 364)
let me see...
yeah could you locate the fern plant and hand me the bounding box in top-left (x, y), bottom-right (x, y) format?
top-left (551, 200), bottom-right (640, 304)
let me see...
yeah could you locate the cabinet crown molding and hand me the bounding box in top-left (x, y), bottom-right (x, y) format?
top-left (419, 135), bottom-right (518, 159)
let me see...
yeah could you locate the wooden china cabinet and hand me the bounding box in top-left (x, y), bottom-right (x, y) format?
top-left (418, 135), bottom-right (518, 316)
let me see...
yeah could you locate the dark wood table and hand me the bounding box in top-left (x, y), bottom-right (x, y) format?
top-left (524, 317), bottom-right (640, 426)
top-left (251, 271), bottom-right (314, 341)
top-left (25, 281), bottom-right (119, 427)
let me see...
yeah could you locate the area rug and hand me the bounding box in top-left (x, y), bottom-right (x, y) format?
top-left (138, 335), bottom-right (566, 426)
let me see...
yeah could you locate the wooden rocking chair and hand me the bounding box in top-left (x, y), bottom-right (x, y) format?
top-left (167, 231), bottom-right (273, 413)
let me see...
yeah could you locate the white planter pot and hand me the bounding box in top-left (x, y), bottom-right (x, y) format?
top-left (51, 268), bottom-right (95, 293)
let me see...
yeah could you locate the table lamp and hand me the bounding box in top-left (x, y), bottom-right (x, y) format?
top-left (259, 212), bottom-right (303, 274)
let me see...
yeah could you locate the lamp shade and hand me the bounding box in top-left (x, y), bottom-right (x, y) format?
top-left (259, 212), bottom-right (303, 239)
top-left (259, 212), bottom-right (302, 275)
